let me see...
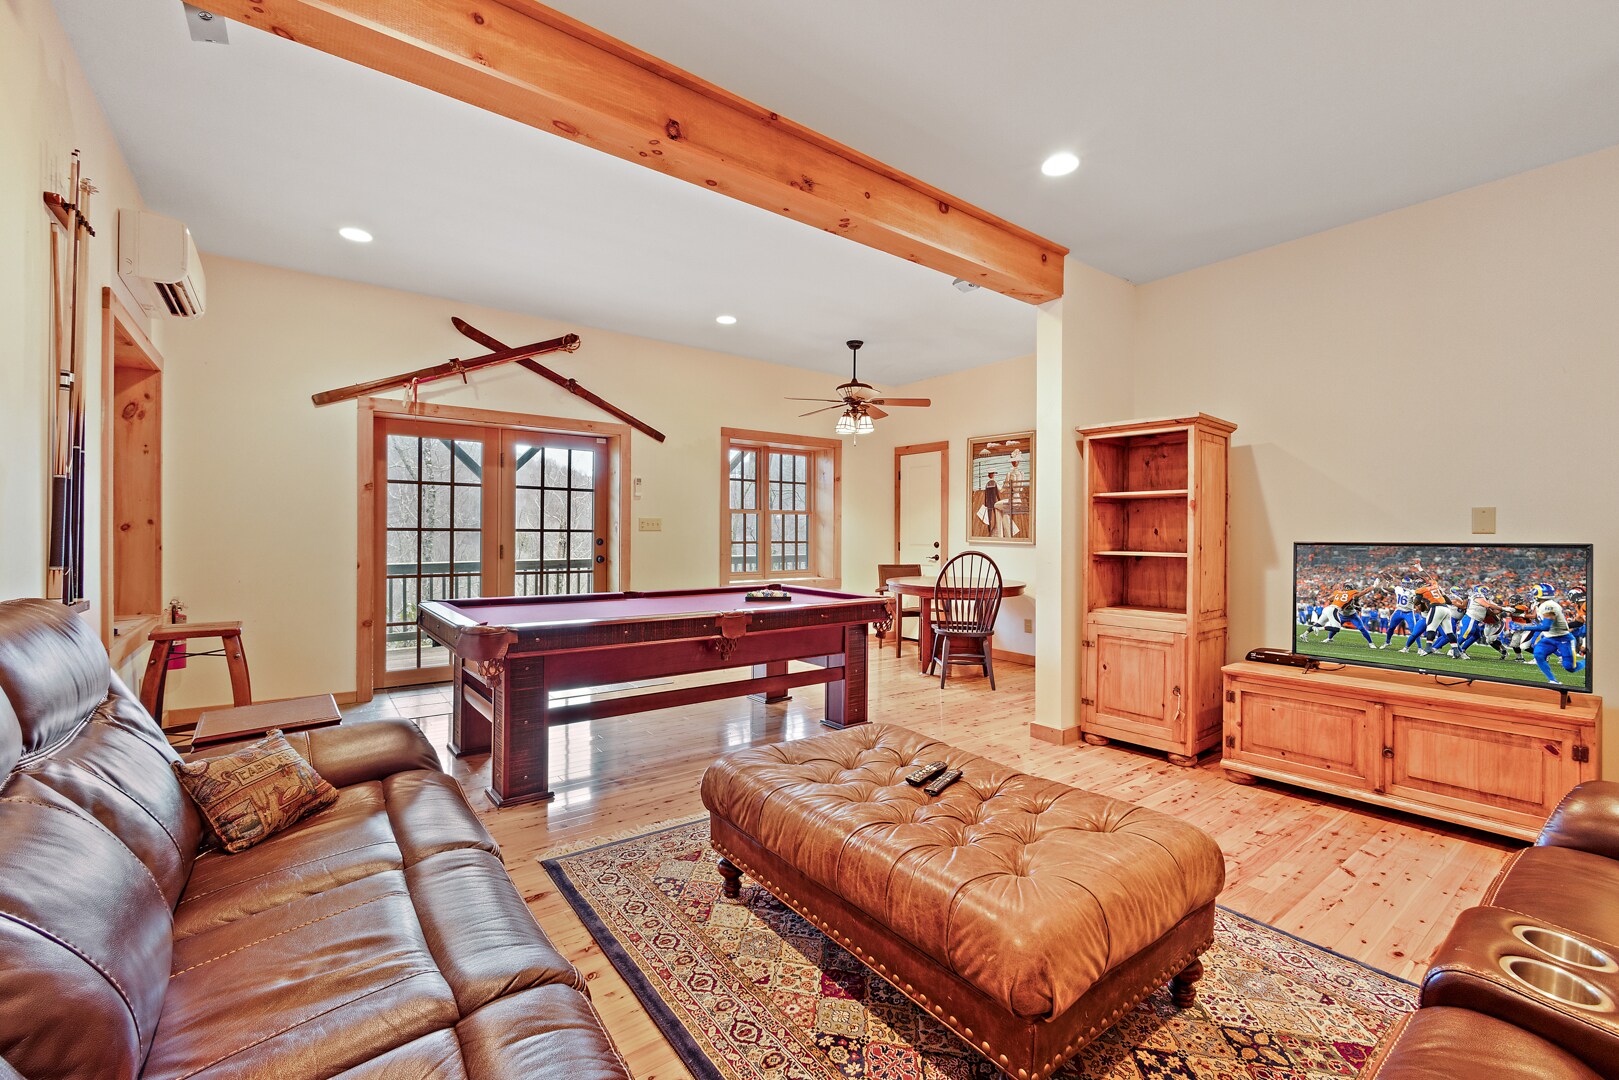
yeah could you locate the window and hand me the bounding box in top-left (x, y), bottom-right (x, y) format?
top-left (720, 429), bottom-right (840, 585)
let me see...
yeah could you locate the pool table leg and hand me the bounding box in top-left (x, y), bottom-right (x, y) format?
top-left (448, 660), bottom-right (491, 757)
top-left (749, 660), bottom-right (792, 704)
top-left (487, 654), bottom-right (556, 807)
top-left (822, 624), bottom-right (869, 729)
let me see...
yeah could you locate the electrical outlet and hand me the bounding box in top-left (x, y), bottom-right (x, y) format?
top-left (637, 517), bottom-right (662, 532)
top-left (1471, 507), bottom-right (1496, 535)
top-left (1023, 618), bottom-right (1033, 634)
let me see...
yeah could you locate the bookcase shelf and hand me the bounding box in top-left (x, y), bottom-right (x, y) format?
top-left (1094, 550), bottom-right (1188, 558)
top-left (1078, 414), bottom-right (1236, 765)
top-left (1091, 489), bottom-right (1189, 501)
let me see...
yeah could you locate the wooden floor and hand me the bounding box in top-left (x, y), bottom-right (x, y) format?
top-left (346, 642), bottom-right (1515, 1080)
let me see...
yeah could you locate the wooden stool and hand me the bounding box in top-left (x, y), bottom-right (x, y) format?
top-left (140, 621), bottom-right (251, 724)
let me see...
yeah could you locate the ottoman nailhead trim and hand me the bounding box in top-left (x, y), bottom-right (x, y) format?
top-left (706, 835), bottom-right (1211, 1080)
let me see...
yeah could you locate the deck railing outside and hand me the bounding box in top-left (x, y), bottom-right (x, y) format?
top-left (385, 558), bottom-right (595, 648)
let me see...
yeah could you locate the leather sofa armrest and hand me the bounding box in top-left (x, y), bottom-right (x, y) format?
top-left (1538, 781), bottom-right (1619, 861)
top-left (186, 718), bottom-right (442, 788)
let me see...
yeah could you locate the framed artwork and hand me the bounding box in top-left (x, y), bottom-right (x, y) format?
top-left (967, 431), bottom-right (1034, 544)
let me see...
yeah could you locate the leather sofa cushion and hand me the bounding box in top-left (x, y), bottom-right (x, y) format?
top-left (701, 724), bottom-right (1226, 1020)
top-left (406, 848), bottom-right (582, 1014)
top-left (0, 789), bottom-right (174, 1080)
top-left (18, 684), bottom-right (203, 907)
top-left (1485, 845), bottom-right (1619, 946)
top-left (1372, 1006), bottom-right (1602, 1080)
top-left (0, 599), bottom-right (111, 765)
top-left (330, 986), bottom-right (630, 1080)
top-left (148, 871), bottom-right (461, 1080)
top-left (173, 769), bottom-right (496, 939)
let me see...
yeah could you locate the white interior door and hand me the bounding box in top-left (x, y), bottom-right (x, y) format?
top-left (898, 450), bottom-right (944, 568)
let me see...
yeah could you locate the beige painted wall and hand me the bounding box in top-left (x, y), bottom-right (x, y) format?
top-left (156, 256), bottom-right (899, 707)
top-left (1, 0), bottom-right (158, 614)
top-left (1133, 145), bottom-right (1619, 762)
top-left (870, 354), bottom-right (1038, 655)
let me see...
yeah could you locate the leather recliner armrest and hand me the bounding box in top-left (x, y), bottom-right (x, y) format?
top-left (1538, 781), bottom-right (1619, 861)
top-left (186, 718), bottom-right (442, 788)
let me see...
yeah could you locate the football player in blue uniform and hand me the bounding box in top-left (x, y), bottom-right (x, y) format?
top-left (1513, 584), bottom-right (1586, 686)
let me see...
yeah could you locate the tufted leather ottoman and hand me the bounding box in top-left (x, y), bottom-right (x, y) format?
top-left (700, 723), bottom-right (1225, 1080)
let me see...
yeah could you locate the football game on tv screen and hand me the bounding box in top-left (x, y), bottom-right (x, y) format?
top-left (1293, 542), bottom-right (1592, 692)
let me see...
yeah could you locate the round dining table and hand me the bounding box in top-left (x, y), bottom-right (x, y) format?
top-left (884, 575), bottom-right (1027, 675)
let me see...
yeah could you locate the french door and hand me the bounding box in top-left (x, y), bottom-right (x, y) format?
top-left (376, 418), bottom-right (610, 687)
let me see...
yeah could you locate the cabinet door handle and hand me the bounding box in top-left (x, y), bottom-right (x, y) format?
top-left (1171, 685), bottom-right (1183, 727)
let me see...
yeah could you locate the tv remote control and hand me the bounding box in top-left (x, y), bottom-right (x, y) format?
top-left (904, 761), bottom-right (948, 786)
top-left (923, 768), bottom-right (964, 797)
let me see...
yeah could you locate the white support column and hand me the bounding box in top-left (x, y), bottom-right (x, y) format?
top-left (1032, 258), bottom-right (1136, 739)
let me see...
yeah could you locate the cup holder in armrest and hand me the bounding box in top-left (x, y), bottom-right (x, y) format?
top-left (1501, 955), bottom-right (1616, 1012)
top-left (1513, 925), bottom-right (1619, 973)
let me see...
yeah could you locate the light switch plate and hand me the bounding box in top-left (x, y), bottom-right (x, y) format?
top-left (637, 517), bottom-right (662, 532)
top-left (1471, 507), bottom-right (1496, 534)
top-left (1023, 618), bottom-right (1033, 633)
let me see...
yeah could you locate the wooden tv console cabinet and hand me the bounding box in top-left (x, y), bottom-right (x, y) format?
top-left (1221, 661), bottom-right (1602, 840)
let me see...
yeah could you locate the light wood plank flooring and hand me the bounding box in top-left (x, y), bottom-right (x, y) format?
top-left (346, 643), bottom-right (1515, 1080)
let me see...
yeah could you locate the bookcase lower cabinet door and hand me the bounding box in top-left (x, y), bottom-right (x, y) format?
top-left (1383, 709), bottom-right (1590, 837)
top-left (1083, 626), bottom-right (1187, 754)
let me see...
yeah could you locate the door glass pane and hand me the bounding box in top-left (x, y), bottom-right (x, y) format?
top-left (513, 439), bottom-right (602, 597)
top-left (384, 432), bottom-right (483, 676)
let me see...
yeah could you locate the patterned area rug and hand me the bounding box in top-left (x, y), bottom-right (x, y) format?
top-left (542, 819), bottom-right (1416, 1079)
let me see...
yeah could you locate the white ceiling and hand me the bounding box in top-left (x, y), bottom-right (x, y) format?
top-left (54, 0), bottom-right (1619, 381)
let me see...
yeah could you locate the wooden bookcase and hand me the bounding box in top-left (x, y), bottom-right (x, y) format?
top-left (1221, 661), bottom-right (1602, 840)
top-left (1077, 413), bottom-right (1236, 764)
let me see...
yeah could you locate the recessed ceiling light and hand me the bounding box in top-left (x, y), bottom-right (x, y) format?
top-left (715, 314), bottom-right (737, 325)
top-left (1040, 152), bottom-right (1080, 177)
top-left (338, 226), bottom-right (373, 243)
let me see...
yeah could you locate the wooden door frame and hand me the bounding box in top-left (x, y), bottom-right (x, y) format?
top-left (99, 289), bottom-right (165, 667)
top-left (893, 441), bottom-right (950, 567)
top-left (356, 397), bottom-right (632, 702)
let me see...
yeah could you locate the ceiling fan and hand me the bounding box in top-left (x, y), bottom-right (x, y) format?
top-left (786, 340), bottom-right (931, 435)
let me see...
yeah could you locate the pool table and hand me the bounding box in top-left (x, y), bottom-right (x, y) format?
top-left (418, 586), bottom-right (891, 806)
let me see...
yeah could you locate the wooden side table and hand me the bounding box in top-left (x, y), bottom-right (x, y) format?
top-left (140, 620), bottom-right (251, 723)
top-left (190, 694), bottom-right (342, 751)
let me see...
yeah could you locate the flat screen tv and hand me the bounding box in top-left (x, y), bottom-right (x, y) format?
top-left (1293, 542), bottom-right (1591, 692)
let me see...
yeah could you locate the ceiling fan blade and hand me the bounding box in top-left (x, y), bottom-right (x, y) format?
top-left (798, 405), bottom-right (847, 417)
top-left (869, 397), bottom-right (931, 407)
top-left (865, 405), bottom-right (889, 419)
top-left (784, 397), bottom-right (844, 403)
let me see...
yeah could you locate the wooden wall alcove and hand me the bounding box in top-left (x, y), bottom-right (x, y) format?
top-left (100, 289), bottom-right (164, 666)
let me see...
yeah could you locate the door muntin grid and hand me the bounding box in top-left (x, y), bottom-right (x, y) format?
top-left (514, 441), bottom-right (600, 595)
top-left (385, 434), bottom-right (483, 672)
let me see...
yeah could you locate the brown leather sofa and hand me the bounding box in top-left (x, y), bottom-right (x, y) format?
top-left (0, 598), bottom-right (629, 1080)
top-left (1370, 781), bottom-right (1619, 1079)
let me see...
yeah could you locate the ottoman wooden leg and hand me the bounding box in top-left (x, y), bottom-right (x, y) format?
top-left (718, 857), bottom-right (743, 899)
top-left (1170, 957), bottom-right (1204, 1008)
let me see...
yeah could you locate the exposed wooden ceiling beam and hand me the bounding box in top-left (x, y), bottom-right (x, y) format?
top-left (196, 0), bottom-right (1067, 303)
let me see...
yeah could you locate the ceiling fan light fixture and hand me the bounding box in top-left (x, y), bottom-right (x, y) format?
top-left (834, 410), bottom-right (856, 435)
top-left (855, 412), bottom-right (875, 435)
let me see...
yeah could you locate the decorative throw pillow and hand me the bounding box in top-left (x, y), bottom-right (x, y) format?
top-left (174, 730), bottom-right (339, 853)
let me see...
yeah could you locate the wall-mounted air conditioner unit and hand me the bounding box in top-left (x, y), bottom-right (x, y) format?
top-left (117, 209), bottom-right (207, 319)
